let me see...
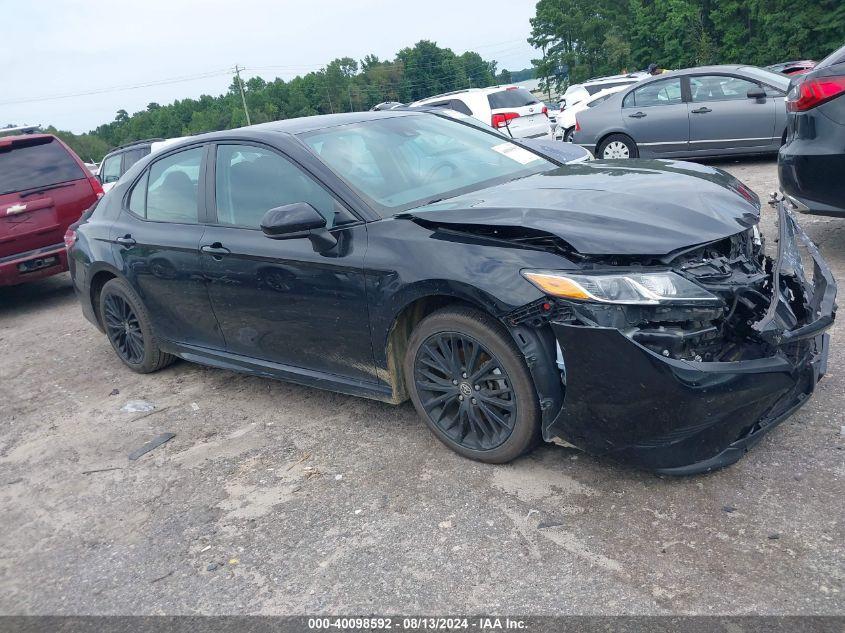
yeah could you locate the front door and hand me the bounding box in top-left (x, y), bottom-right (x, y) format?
top-left (111, 144), bottom-right (224, 349)
top-left (622, 77), bottom-right (689, 155)
top-left (200, 142), bottom-right (374, 381)
top-left (687, 74), bottom-right (777, 153)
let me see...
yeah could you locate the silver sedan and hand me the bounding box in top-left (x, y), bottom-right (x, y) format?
top-left (572, 65), bottom-right (790, 160)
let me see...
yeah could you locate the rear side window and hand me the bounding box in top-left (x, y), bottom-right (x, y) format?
top-left (0, 137), bottom-right (85, 195)
top-left (144, 147), bottom-right (203, 223)
top-left (628, 78), bottom-right (683, 107)
top-left (487, 88), bottom-right (538, 109)
top-left (122, 147), bottom-right (149, 172)
top-left (422, 99), bottom-right (473, 115)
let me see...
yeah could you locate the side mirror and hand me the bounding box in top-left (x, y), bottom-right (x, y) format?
top-left (260, 202), bottom-right (327, 239)
top-left (747, 87), bottom-right (766, 100)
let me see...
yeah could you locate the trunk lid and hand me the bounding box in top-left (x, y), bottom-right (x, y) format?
top-left (488, 87), bottom-right (549, 139)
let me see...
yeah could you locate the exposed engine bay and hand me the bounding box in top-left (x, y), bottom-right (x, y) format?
top-left (506, 218), bottom-right (817, 363)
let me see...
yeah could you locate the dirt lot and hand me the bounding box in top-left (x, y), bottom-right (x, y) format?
top-left (1, 157), bottom-right (843, 615)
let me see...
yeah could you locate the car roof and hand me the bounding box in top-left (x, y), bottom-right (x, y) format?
top-left (176, 110), bottom-right (423, 144)
top-left (412, 85), bottom-right (529, 103)
top-left (0, 133), bottom-right (56, 145)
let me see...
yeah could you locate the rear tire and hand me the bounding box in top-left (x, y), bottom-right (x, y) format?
top-left (99, 278), bottom-right (175, 373)
top-left (563, 127), bottom-right (575, 143)
top-left (404, 306), bottom-right (541, 464)
top-left (598, 133), bottom-right (639, 159)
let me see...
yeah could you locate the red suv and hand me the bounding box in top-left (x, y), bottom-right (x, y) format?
top-left (0, 134), bottom-right (103, 286)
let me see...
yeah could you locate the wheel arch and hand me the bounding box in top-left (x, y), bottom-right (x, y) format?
top-left (595, 129), bottom-right (637, 157)
top-left (380, 283), bottom-right (564, 427)
top-left (380, 282), bottom-right (512, 403)
top-left (87, 263), bottom-right (125, 331)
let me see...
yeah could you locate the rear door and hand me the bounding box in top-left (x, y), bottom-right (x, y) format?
top-left (0, 136), bottom-right (96, 260)
top-left (110, 144), bottom-right (223, 349)
top-left (622, 77), bottom-right (689, 155)
top-left (488, 88), bottom-right (549, 139)
top-left (687, 74), bottom-right (777, 154)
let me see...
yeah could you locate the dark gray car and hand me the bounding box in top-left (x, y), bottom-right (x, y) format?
top-left (572, 65), bottom-right (790, 160)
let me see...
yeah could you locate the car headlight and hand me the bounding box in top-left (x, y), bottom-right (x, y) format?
top-left (521, 270), bottom-right (720, 305)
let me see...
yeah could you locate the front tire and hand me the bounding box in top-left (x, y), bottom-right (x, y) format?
top-left (598, 133), bottom-right (639, 159)
top-left (99, 278), bottom-right (175, 373)
top-left (563, 126), bottom-right (575, 143)
top-left (404, 306), bottom-right (541, 463)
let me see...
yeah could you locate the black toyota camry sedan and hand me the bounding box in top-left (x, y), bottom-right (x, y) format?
top-left (68, 110), bottom-right (836, 474)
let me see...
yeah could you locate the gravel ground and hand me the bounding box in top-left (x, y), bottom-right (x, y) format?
top-left (0, 157), bottom-right (843, 615)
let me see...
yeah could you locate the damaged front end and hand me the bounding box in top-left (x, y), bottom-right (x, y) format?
top-left (511, 200), bottom-right (836, 474)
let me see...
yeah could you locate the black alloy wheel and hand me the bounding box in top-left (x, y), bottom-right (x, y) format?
top-left (98, 277), bottom-right (175, 373)
top-left (415, 332), bottom-right (517, 451)
top-left (103, 293), bottom-right (145, 364)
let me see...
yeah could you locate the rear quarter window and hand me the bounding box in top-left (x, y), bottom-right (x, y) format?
top-left (0, 137), bottom-right (85, 195)
top-left (487, 88), bottom-right (539, 109)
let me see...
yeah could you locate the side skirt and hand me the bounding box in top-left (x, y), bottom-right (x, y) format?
top-left (159, 340), bottom-right (396, 403)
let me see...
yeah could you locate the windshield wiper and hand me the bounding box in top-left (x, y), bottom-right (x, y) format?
top-left (20, 182), bottom-right (76, 198)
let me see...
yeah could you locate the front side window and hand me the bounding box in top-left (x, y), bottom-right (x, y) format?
top-left (144, 147), bottom-right (203, 223)
top-left (300, 114), bottom-right (555, 215)
top-left (690, 75), bottom-right (759, 102)
top-left (101, 154), bottom-right (122, 184)
top-left (630, 78), bottom-right (683, 107)
top-left (214, 144), bottom-right (354, 229)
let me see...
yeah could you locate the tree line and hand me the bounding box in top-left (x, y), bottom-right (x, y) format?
top-left (40, 41), bottom-right (527, 162)
top-left (530, 0), bottom-right (845, 88)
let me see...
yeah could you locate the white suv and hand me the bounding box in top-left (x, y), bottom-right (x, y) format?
top-left (411, 86), bottom-right (550, 139)
top-left (559, 72), bottom-right (648, 111)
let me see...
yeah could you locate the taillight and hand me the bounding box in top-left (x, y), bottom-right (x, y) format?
top-left (88, 175), bottom-right (104, 199)
top-left (492, 112), bottom-right (520, 128)
top-left (542, 106), bottom-right (548, 117)
top-left (63, 227), bottom-right (77, 250)
top-left (574, 118), bottom-right (582, 132)
top-left (787, 76), bottom-right (845, 112)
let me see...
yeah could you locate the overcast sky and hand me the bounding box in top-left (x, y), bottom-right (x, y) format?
top-left (3, 0), bottom-right (539, 133)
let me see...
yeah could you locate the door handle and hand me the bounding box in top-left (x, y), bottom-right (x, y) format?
top-left (628, 111), bottom-right (647, 119)
top-left (201, 243), bottom-right (231, 258)
top-left (115, 235), bottom-right (136, 247)
top-left (691, 107), bottom-right (712, 114)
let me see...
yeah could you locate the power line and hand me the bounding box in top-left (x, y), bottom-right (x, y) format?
top-left (0, 67), bottom-right (235, 107)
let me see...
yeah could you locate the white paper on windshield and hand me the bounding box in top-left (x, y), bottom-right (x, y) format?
top-left (491, 142), bottom-right (542, 165)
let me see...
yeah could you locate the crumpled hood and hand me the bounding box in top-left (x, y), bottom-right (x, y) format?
top-left (402, 159), bottom-right (760, 256)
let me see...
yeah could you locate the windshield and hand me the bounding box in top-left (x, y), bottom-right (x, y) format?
top-left (299, 114), bottom-right (554, 215)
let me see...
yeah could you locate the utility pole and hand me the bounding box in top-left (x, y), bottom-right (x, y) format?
top-left (234, 65), bottom-right (251, 126)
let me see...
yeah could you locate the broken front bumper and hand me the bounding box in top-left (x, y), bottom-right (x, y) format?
top-left (544, 202), bottom-right (837, 474)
